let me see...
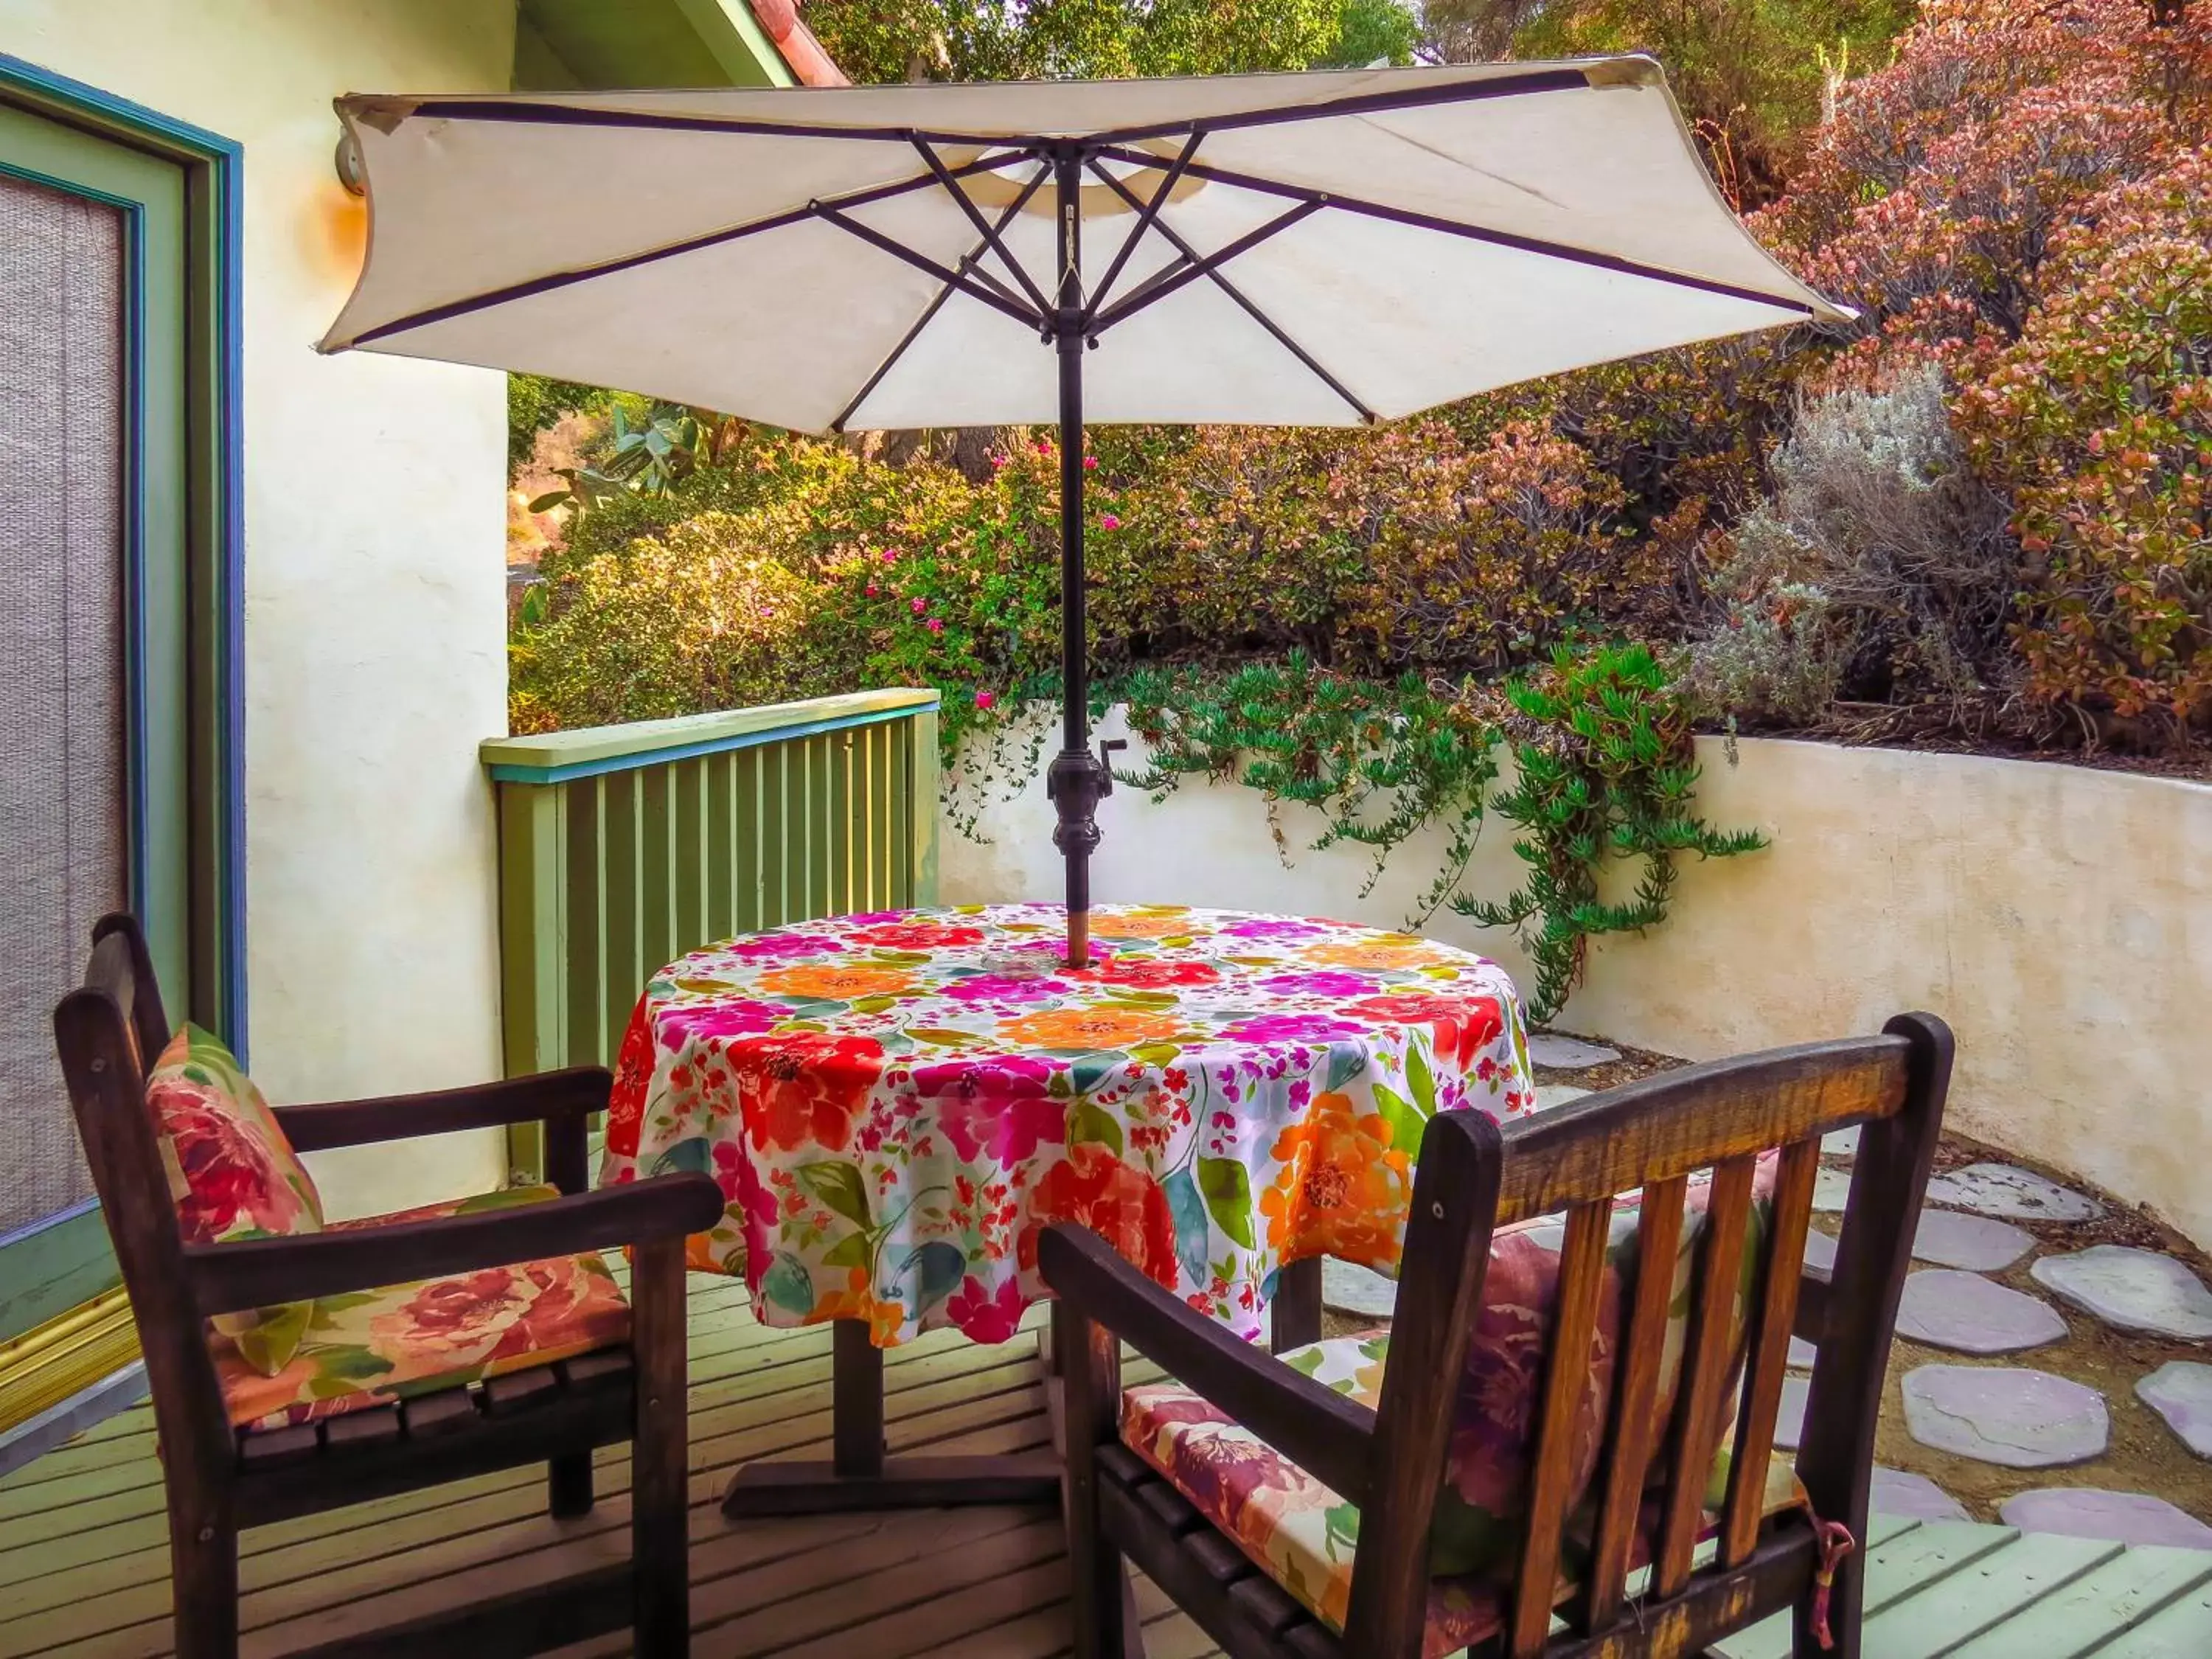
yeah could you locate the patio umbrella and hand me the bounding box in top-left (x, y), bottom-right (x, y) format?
top-left (320, 58), bottom-right (1846, 967)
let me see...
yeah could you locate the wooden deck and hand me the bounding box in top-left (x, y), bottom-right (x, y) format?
top-left (1, 1274), bottom-right (2208, 1659)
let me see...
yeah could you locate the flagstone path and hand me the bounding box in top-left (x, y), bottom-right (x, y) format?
top-left (1317, 1031), bottom-right (2212, 1551)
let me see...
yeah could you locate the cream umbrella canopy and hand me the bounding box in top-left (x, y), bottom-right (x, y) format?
top-left (321, 58), bottom-right (1846, 965)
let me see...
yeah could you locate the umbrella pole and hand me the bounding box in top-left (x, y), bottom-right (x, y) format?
top-left (1046, 148), bottom-right (1109, 970)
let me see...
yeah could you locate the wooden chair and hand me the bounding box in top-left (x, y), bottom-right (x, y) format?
top-left (53, 913), bottom-right (725, 1659)
top-left (1042, 1014), bottom-right (1952, 1659)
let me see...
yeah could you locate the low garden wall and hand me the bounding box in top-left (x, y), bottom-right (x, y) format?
top-left (942, 711), bottom-right (2212, 1250)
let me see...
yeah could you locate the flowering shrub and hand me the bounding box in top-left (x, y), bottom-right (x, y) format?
top-left (1955, 147), bottom-right (2212, 732)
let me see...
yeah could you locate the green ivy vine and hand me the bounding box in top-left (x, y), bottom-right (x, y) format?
top-left (950, 642), bottom-right (1764, 1023)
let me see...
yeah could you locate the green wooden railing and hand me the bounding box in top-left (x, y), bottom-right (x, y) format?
top-left (481, 688), bottom-right (941, 1180)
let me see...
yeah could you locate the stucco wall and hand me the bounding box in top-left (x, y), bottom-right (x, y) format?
top-left (943, 712), bottom-right (2212, 1248)
top-left (4, 2), bottom-right (518, 1217)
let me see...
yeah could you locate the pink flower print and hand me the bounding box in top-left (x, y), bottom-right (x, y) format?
top-left (1256, 970), bottom-right (1374, 998)
top-left (713, 1140), bottom-right (776, 1231)
top-left (1217, 1012), bottom-right (1368, 1045)
top-left (915, 1056), bottom-right (1068, 1165)
top-left (661, 999), bottom-right (785, 1045)
top-left (946, 1273), bottom-right (1027, 1343)
top-left (723, 932), bottom-right (844, 961)
top-left (942, 972), bottom-right (1063, 1005)
top-left (1220, 917), bottom-right (1334, 942)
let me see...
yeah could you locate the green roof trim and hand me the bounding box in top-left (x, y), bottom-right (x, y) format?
top-left (514, 0), bottom-right (790, 91)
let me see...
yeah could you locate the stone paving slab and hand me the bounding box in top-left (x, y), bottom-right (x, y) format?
top-left (1822, 1124), bottom-right (1861, 1161)
top-left (1534, 1082), bottom-right (1591, 1113)
top-left (1925, 1163), bottom-right (2103, 1223)
top-left (1999, 1489), bottom-right (2212, 1551)
top-left (1774, 1374), bottom-right (1808, 1451)
top-left (2138, 1362), bottom-right (2212, 1461)
top-left (1320, 1258), bottom-right (1397, 1320)
top-left (1902, 1365), bottom-right (2110, 1468)
top-left (1526, 1034), bottom-right (1619, 1070)
top-left (1812, 1166), bottom-right (1854, 1212)
top-left (2031, 1245), bottom-right (2212, 1340)
top-left (1871, 1466), bottom-right (1969, 1523)
top-left (1896, 1269), bottom-right (2068, 1355)
top-left (1804, 1229), bottom-right (1837, 1273)
top-left (1788, 1335), bottom-right (1816, 1369)
top-left (1913, 1209), bottom-right (2037, 1272)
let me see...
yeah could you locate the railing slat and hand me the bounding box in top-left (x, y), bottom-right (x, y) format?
top-left (485, 692), bottom-right (942, 1182)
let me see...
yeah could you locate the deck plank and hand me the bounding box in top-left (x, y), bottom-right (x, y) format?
top-left (0, 1279), bottom-right (2194, 1659)
top-left (1944, 1545), bottom-right (2212, 1659)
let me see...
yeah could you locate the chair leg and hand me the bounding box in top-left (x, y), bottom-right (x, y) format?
top-left (549, 1452), bottom-right (594, 1518)
top-left (631, 1237), bottom-right (690, 1658)
top-left (169, 1503), bottom-right (238, 1659)
top-left (1059, 1306), bottom-right (1127, 1659)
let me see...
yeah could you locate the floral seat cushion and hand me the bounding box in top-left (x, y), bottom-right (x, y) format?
top-left (1123, 1368), bottom-right (1805, 1657)
top-left (147, 1024), bottom-right (326, 1374)
top-left (215, 1186), bottom-right (631, 1431)
top-left (1121, 1157), bottom-right (1799, 1654)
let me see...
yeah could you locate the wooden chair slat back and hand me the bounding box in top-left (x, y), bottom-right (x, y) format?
top-left (1346, 1021), bottom-right (1948, 1659)
top-left (55, 921), bottom-right (230, 1483)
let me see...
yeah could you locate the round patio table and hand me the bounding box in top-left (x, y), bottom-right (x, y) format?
top-left (600, 902), bottom-right (1534, 1515)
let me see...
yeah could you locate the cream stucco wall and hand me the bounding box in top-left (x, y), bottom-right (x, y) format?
top-left (943, 714), bottom-right (2212, 1248)
top-left (4, 1), bottom-right (518, 1217)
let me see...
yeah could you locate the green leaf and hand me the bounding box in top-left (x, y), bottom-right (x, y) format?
top-left (821, 1231), bottom-right (873, 1270)
top-left (1071, 1052), bottom-right (1122, 1094)
top-left (1196, 1157), bottom-right (1256, 1250)
top-left (525, 489), bottom-right (571, 513)
top-left (793, 1160), bottom-right (872, 1228)
top-left (1069, 1102), bottom-right (1124, 1157)
top-left (1369, 1083), bottom-right (1426, 1155)
top-left (1164, 1166), bottom-right (1211, 1286)
top-left (899, 1240), bottom-right (969, 1309)
top-left (1405, 1037), bottom-right (1437, 1115)
top-left (1324, 1041), bottom-right (1367, 1092)
top-left (762, 1252), bottom-right (816, 1315)
top-left (1128, 1040), bottom-right (1182, 1068)
top-left (905, 1027), bottom-right (981, 1047)
top-left (650, 1136), bottom-right (714, 1178)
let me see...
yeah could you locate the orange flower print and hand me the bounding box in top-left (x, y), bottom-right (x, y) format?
top-left (755, 963), bottom-right (917, 1001)
top-left (1091, 908), bottom-right (1200, 939)
top-left (815, 1266), bottom-right (909, 1345)
top-left (1259, 1091), bottom-right (1412, 1267)
top-left (1001, 1006), bottom-right (1183, 1051)
top-left (1304, 933), bottom-right (1440, 971)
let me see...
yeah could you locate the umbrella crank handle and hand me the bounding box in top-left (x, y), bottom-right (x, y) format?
top-left (1047, 739), bottom-right (1127, 849)
top-left (1097, 738), bottom-right (1127, 797)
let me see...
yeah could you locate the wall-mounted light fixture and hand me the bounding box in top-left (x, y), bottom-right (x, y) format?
top-left (334, 129), bottom-right (366, 196)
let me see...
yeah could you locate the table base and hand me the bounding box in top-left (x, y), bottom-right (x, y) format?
top-left (716, 1258), bottom-right (1325, 1520)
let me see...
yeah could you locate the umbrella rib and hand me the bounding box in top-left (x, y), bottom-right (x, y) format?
top-left (911, 139), bottom-right (1055, 319)
top-left (831, 164), bottom-right (1051, 434)
top-left (1091, 145), bottom-right (1821, 316)
top-left (810, 201), bottom-right (1046, 332)
top-left (1082, 159), bottom-right (1374, 424)
top-left (1086, 200), bottom-right (1327, 333)
top-left (1082, 131), bottom-right (1203, 321)
top-left (341, 153), bottom-right (1030, 349)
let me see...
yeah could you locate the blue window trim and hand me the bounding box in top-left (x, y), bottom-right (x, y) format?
top-left (0, 52), bottom-right (248, 1060)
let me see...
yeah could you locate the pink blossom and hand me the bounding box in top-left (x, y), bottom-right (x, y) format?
top-left (1083, 456), bottom-right (1099, 470)
top-left (990, 453), bottom-right (1009, 470)
top-left (1099, 513), bottom-right (1121, 531)
top-left (880, 548), bottom-right (898, 564)
top-left (975, 690), bottom-right (996, 710)
top-left (911, 597), bottom-right (928, 614)
top-left (926, 618), bottom-right (945, 634)
top-left (865, 583), bottom-right (879, 597)
top-left (1034, 439), bottom-right (1053, 455)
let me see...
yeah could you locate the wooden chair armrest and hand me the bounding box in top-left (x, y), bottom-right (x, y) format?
top-left (1037, 1222), bottom-right (1376, 1504)
top-left (185, 1172), bottom-right (721, 1316)
top-left (273, 1067), bottom-right (613, 1152)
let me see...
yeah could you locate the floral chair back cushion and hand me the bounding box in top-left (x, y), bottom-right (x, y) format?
top-left (146, 1023), bottom-right (327, 1374)
top-left (1288, 1152), bottom-right (1781, 1577)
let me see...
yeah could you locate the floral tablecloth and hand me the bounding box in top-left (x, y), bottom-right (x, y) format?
top-left (601, 903), bottom-right (1535, 1346)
